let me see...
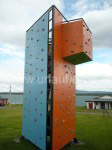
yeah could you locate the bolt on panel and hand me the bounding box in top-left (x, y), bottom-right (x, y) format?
top-left (22, 12), bottom-right (49, 150)
top-left (52, 8), bottom-right (76, 150)
top-left (63, 20), bottom-right (92, 65)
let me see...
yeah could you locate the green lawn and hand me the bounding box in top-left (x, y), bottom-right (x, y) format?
top-left (0, 105), bottom-right (112, 150)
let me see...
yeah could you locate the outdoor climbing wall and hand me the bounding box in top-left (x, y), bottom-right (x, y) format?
top-left (52, 8), bottom-right (76, 150)
top-left (63, 20), bottom-right (92, 65)
top-left (22, 12), bottom-right (49, 150)
top-left (22, 5), bottom-right (92, 150)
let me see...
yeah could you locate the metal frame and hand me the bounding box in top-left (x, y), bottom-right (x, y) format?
top-left (46, 9), bottom-right (49, 149)
top-left (27, 6), bottom-right (53, 32)
top-left (50, 5), bottom-right (54, 150)
top-left (53, 6), bottom-right (68, 22)
top-left (67, 18), bottom-right (92, 34)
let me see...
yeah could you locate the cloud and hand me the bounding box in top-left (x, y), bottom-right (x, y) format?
top-left (0, 58), bottom-right (24, 92)
top-left (70, 0), bottom-right (112, 49)
top-left (76, 62), bottom-right (112, 91)
top-left (0, 0), bottom-right (64, 92)
top-left (0, 0), bottom-right (64, 47)
top-left (67, 0), bottom-right (112, 92)
top-left (71, 0), bottom-right (112, 15)
top-left (82, 7), bottom-right (112, 49)
top-left (0, 0), bottom-right (112, 92)
top-left (0, 42), bottom-right (24, 59)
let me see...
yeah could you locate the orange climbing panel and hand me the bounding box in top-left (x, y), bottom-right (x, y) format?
top-left (52, 8), bottom-right (76, 150)
top-left (63, 20), bottom-right (92, 65)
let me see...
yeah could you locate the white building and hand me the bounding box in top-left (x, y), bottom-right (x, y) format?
top-left (86, 95), bottom-right (112, 110)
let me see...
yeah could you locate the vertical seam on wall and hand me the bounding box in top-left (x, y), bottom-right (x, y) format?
top-left (50, 5), bottom-right (54, 150)
top-left (46, 11), bottom-right (49, 150)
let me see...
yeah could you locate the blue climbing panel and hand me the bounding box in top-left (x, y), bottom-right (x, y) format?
top-left (22, 12), bottom-right (49, 150)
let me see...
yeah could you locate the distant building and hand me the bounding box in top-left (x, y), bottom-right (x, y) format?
top-left (0, 96), bottom-right (8, 106)
top-left (0, 91), bottom-right (111, 106)
top-left (86, 95), bottom-right (112, 109)
top-left (0, 92), bottom-right (23, 104)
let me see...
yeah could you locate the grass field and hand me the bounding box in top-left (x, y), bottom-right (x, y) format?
top-left (0, 105), bottom-right (112, 150)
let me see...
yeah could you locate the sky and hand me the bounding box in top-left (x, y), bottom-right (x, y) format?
top-left (0, 0), bottom-right (112, 92)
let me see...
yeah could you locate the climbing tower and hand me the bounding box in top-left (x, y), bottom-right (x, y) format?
top-left (22, 5), bottom-right (92, 150)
